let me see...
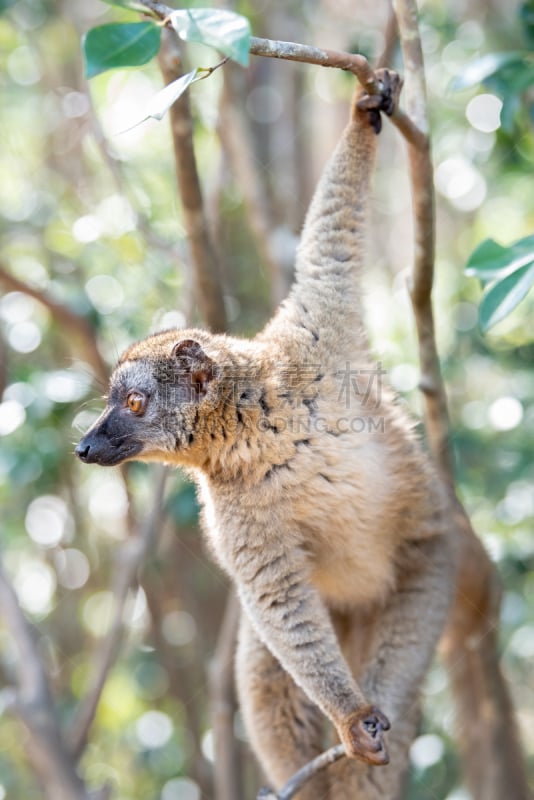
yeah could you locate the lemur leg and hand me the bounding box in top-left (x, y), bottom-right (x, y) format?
top-left (329, 533), bottom-right (453, 800)
top-left (441, 506), bottom-right (531, 800)
top-left (236, 614), bottom-right (329, 800)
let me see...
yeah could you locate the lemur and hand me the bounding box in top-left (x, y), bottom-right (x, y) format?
top-left (76, 70), bottom-right (454, 799)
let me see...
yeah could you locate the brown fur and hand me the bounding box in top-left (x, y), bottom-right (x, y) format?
top-left (76, 72), bottom-right (528, 799)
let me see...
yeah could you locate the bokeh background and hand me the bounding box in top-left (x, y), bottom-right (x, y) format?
top-left (0, 0), bottom-right (533, 798)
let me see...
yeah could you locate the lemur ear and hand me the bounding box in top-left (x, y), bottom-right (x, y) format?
top-left (172, 339), bottom-right (215, 399)
top-left (172, 339), bottom-right (207, 364)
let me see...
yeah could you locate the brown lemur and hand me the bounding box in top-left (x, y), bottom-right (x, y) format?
top-left (76, 71), bottom-right (454, 799)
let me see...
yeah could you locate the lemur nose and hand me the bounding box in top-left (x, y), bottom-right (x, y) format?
top-left (75, 442), bottom-right (91, 462)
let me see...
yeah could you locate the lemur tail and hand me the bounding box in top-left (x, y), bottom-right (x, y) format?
top-left (441, 507), bottom-right (531, 800)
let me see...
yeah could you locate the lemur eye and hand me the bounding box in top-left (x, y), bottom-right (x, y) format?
top-left (126, 392), bottom-right (146, 415)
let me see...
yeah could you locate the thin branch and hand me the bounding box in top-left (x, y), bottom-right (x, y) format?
top-left (0, 563), bottom-right (92, 800)
top-left (218, 68), bottom-right (285, 308)
top-left (257, 745), bottom-right (346, 800)
top-left (86, 86), bottom-right (189, 265)
top-left (0, 264), bottom-right (108, 385)
top-left (248, 37), bottom-right (378, 91)
top-left (140, 0), bottom-right (377, 90)
top-left (376, 8), bottom-right (398, 70)
top-left (392, 0), bottom-right (428, 135)
top-left (154, 17), bottom-right (242, 800)
top-left (392, 0), bottom-right (454, 482)
top-left (157, 29), bottom-right (227, 333)
top-left (389, 107), bottom-right (428, 151)
top-left (140, 0), bottom-right (428, 156)
top-left (143, 576), bottom-right (214, 797)
top-left (393, 6), bottom-right (531, 798)
top-left (69, 465), bottom-right (169, 760)
top-left (208, 589), bottom-right (242, 800)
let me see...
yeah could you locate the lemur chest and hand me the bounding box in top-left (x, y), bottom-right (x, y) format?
top-left (199, 436), bottom-right (398, 608)
top-left (310, 525), bottom-right (396, 608)
top-left (291, 464), bottom-right (398, 609)
top-left (262, 435), bottom-right (397, 608)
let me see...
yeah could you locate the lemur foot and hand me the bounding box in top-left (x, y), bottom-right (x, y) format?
top-left (356, 68), bottom-right (403, 134)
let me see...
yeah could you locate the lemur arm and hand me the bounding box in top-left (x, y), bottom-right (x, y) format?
top-left (228, 518), bottom-right (390, 765)
top-left (289, 70), bottom-right (402, 339)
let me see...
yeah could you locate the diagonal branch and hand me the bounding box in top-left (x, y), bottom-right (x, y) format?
top-left (209, 588), bottom-right (242, 800)
top-left (0, 563), bottom-right (94, 800)
top-left (139, 0), bottom-right (427, 154)
top-left (139, 0), bottom-right (374, 88)
top-left (69, 464), bottom-right (169, 760)
top-left (154, 19), bottom-right (241, 800)
top-left (0, 264), bottom-right (108, 385)
top-left (393, 6), bottom-right (531, 799)
top-left (248, 37), bottom-right (377, 91)
top-left (157, 29), bottom-right (227, 332)
top-left (86, 86), bottom-right (189, 267)
top-left (218, 68), bottom-right (286, 308)
top-left (256, 745), bottom-right (345, 800)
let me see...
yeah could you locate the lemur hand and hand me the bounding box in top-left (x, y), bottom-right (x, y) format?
top-left (356, 68), bottom-right (403, 134)
top-left (339, 705), bottom-right (391, 765)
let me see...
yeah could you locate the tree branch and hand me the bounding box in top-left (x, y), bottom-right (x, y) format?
top-left (393, 6), bottom-right (531, 798)
top-left (392, 0), bottom-right (454, 482)
top-left (249, 37), bottom-right (378, 91)
top-left (139, 0), bottom-right (429, 157)
top-left (69, 464), bottom-right (169, 760)
top-left (0, 263), bottom-right (108, 386)
top-left (157, 29), bottom-right (227, 333)
top-left (376, 8), bottom-right (398, 70)
top-left (86, 87), bottom-right (188, 267)
top-left (140, 0), bottom-right (374, 91)
top-left (0, 563), bottom-right (93, 800)
top-left (155, 24), bottom-right (244, 800)
top-left (209, 589), bottom-right (242, 800)
top-left (257, 745), bottom-right (345, 800)
top-left (218, 67), bottom-right (286, 308)
top-left (392, 0), bottom-right (428, 135)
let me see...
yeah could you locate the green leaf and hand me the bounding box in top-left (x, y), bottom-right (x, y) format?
top-left (466, 235), bottom-right (534, 280)
top-left (118, 69), bottom-right (201, 132)
top-left (83, 22), bottom-right (161, 79)
top-left (479, 261), bottom-right (534, 330)
top-left (486, 57), bottom-right (534, 93)
top-left (520, 0), bottom-right (534, 46)
top-left (168, 8), bottom-right (251, 67)
top-left (451, 52), bottom-right (525, 91)
top-left (466, 239), bottom-right (509, 278)
top-left (499, 92), bottom-right (522, 133)
top-left (99, 0), bottom-right (153, 10)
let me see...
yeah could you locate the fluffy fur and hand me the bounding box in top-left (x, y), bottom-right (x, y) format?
top-left (77, 72), bottom-right (455, 798)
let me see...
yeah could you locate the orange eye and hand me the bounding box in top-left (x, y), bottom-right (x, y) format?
top-left (127, 392), bottom-right (145, 415)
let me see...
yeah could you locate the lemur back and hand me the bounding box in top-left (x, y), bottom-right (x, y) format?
top-left (76, 71), bottom-right (453, 799)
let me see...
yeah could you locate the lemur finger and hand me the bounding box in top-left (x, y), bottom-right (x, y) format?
top-left (375, 68), bottom-right (404, 117)
top-left (369, 109), bottom-right (382, 135)
top-left (356, 94), bottom-right (384, 111)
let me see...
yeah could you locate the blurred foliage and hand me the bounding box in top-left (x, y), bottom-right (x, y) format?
top-left (0, 0), bottom-right (533, 799)
top-left (465, 234), bottom-right (534, 330)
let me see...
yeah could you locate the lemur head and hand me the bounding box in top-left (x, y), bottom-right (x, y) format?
top-left (75, 329), bottom-right (233, 468)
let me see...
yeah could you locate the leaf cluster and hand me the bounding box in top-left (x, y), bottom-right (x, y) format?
top-left (466, 235), bottom-right (534, 331)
